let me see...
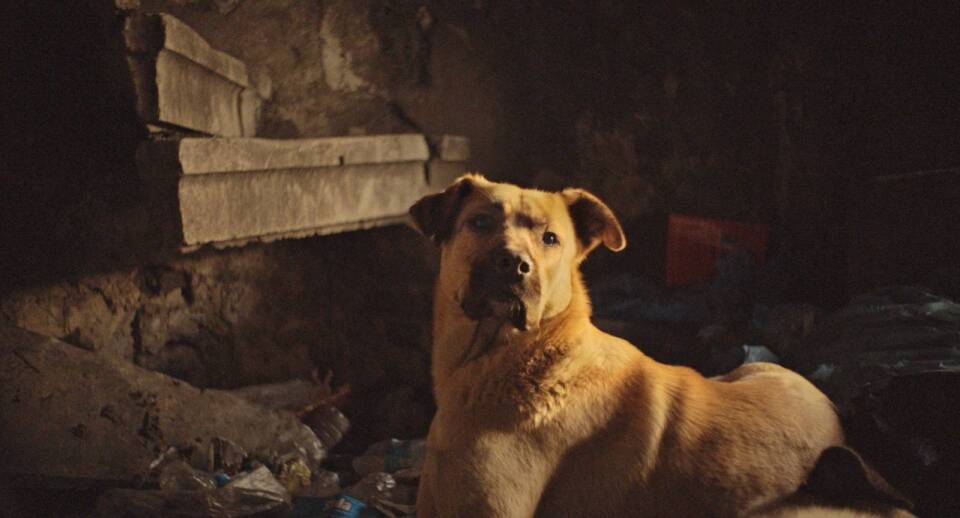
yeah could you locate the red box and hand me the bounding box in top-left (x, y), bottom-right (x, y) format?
top-left (665, 214), bottom-right (769, 286)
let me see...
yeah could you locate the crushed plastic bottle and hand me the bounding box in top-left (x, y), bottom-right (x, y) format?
top-left (252, 424), bottom-right (327, 473)
top-left (352, 439), bottom-right (426, 475)
top-left (190, 436), bottom-right (247, 475)
top-left (304, 404), bottom-right (351, 450)
top-left (224, 465), bottom-right (290, 505)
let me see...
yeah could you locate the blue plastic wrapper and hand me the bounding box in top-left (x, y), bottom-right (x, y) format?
top-left (215, 472), bottom-right (232, 487)
top-left (292, 494), bottom-right (381, 518)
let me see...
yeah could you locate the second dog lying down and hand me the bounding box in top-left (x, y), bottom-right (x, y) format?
top-left (752, 445), bottom-right (915, 518)
top-left (411, 175), bottom-right (846, 517)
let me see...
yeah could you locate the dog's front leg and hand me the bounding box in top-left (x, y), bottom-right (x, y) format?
top-left (415, 465), bottom-right (438, 518)
top-left (424, 434), bottom-right (552, 518)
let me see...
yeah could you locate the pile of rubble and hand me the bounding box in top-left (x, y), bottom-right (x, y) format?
top-left (0, 326), bottom-right (424, 517)
top-left (97, 433), bottom-right (424, 518)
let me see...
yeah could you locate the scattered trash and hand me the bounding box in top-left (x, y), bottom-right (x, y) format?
top-left (352, 438), bottom-right (426, 475)
top-left (294, 494), bottom-right (373, 518)
top-left (146, 445), bottom-right (176, 468)
top-left (187, 436), bottom-right (247, 474)
top-left (346, 471), bottom-right (416, 516)
top-left (96, 465), bottom-right (290, 517)
top-left (278, 456), bottom-right (313, 494)
top-left (231, 372), bottom-right (351, 455)
top-left (158, 459), bottom-right (216, 491)
top-left (303, 404), bottom-right (351, 451)
top-left (303, 469), bottom-right (342, 498)
top-left (291, 472), bottom-right (407, 518)
top-left (346, 472), bottom-right (397, 503)
top-left (225, 465), bottom-right (290, 505)
top-left (251, 424), bottom-right (328, 473)
top-left (215, 472), bottom-right (232, 487)
top-left (211, 436), bottom-right (247, 475)
top-left (790, 286), bottom-right (960, 376)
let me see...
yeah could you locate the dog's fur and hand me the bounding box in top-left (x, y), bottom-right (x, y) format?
top-left (409, 175), bottom-right (844, 517)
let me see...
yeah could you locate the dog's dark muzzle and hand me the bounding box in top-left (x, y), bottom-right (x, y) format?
top-left (461, 249), bottom-right (533, 330)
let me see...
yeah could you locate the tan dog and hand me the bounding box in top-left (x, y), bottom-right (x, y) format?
top-left (409, 174), bottom-right (844, 517)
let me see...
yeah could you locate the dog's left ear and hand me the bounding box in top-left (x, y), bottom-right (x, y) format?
top-left (409, 175), bottom-right (477, 245)
top-left (562, 188), bottom-right (626, 255)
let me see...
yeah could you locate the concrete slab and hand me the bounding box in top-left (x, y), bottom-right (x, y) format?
top-left (428, 159), bottom-right (468, 191)
top-left (124, 13), bottom-right (251, 88)
top-left (138, 134), bottom-right (430, 177)
top-left (124, 13), bottom-right (260, 137)
top-left (135, 134), bottom-right (461, 248)
top-left (437, 135), bottom-right (470, 162)
top-left (176, 161), bottom-right (430, 245)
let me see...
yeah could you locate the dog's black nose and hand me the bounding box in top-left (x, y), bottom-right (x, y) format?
top-left (493, 249), bottom-right (531, 282)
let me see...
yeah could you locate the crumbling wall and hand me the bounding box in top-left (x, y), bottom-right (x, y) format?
top-left (1, 230), bottom-right (437, 441)
top-left (1, 0), bottom-right (476, 442)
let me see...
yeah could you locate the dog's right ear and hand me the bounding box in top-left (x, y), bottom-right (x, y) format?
top-left (409, 175), bottom-right (477, 245)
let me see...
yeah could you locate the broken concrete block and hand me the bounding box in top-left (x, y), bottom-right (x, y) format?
top-left (429, 135), bottom-right (471, 190)
top-left (136, 134), bottom-right (444, 248)
top-left (138, 134), bottom-right (430, 176)
top-left (124, 13), bottom-right (261, 137)
top-left (429, 159), bottom-right (468, 191)
top-left (437, 135), bottom-right (470, 162)
top-left (0, 325), bottom-right (324, 488)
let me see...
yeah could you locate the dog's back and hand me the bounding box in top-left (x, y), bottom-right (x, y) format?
top-left (535, 332), bottom-right (844, 517)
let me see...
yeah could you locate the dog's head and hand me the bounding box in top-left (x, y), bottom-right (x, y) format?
top-left (409, 174), bottom-right (625, 332)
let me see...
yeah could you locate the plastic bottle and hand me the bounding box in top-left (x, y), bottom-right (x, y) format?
top-left (304, 404), bottom-right (351, 450)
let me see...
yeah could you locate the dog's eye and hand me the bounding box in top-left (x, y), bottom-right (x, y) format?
top-left (542, 231), bottom-right (559, 246)
top-left (468, 213), bottom-right (494, 231)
